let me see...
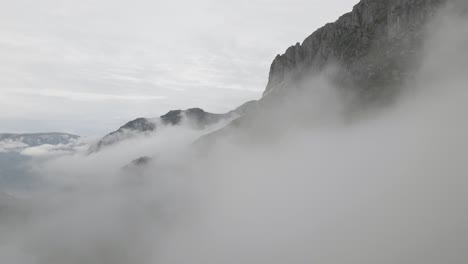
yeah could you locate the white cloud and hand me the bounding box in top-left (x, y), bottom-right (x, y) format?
top-left (0, 140), bottom-right (28, 153)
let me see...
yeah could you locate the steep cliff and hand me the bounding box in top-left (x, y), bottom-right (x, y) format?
top-left (264, 0), bottom-right (444, 101)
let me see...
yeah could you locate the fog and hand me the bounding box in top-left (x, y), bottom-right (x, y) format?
top-left (1, 2), bottom-right (468, 264)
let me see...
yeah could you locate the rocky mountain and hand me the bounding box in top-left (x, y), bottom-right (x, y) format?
top-left (100, 0), bottom-right (449, 155)
top-left (264, 0), bottom-right (444, 102)
top-left (93, 107), bottom-right (247, 151)
top-left (194, 0), bottom-right (449, 146)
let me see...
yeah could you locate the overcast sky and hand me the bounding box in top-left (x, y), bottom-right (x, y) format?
top-left (0, 0), bottom-right (356, 136)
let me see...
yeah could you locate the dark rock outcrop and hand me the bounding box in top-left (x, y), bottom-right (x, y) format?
top-left (161, 108), bottom-right (229, 128)
top-left (122, 156), bottom-right (153, 172)
top-left (118, 118), bottom-right (157, 133)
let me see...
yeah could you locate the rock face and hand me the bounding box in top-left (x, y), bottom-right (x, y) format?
top-left (264, 0), bottom-right (444, 101)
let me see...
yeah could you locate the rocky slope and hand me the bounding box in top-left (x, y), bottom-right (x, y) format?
top-left (93, 106), bottom-right (253, 151)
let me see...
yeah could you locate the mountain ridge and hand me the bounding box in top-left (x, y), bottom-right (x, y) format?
top-left (92, 104), bottom-right (257, 151)
top-left (97, 0), bottom-right (448, 153)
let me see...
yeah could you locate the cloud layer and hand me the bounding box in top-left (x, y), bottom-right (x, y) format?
top-left (0, 3), bottom-right (467, 263)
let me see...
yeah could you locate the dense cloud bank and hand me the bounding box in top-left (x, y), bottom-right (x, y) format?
top-left (1, 2), bottom-right (468, 264)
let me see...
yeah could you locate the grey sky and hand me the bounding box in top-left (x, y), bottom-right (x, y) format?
top-left (0, 0), bottom-right (356, 136)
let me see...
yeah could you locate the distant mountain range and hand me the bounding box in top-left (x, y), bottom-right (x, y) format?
top-left (0, 133), bottom-right (79, 153)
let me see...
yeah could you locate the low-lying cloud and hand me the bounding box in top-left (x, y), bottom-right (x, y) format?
top-left (0, 2), bottom-right (467, 264)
